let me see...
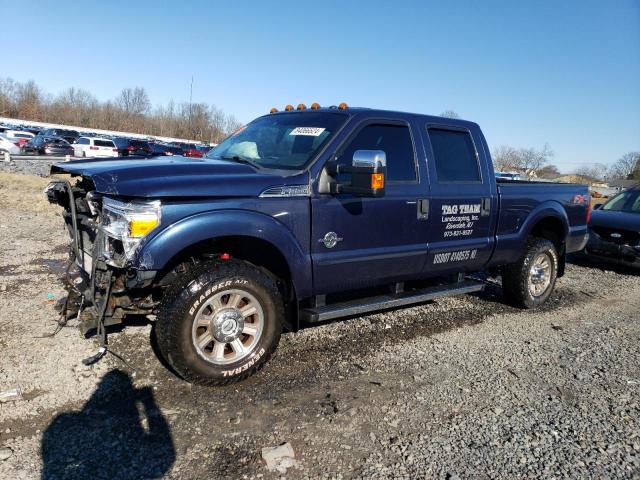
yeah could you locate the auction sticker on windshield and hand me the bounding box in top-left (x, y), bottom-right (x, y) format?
top-left (289, 127), bottom-right (326, 136)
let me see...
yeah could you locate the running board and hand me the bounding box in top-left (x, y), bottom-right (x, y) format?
top-left (299, 280), bottom-right (484, 323)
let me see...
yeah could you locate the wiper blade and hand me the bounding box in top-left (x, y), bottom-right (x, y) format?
top-left (218, 155), bottom-right (260, 169)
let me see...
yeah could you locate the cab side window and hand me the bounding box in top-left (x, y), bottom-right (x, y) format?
top-left (428, 128), bottom-right (480, 182)
top-left (338, 123), bottom-right (416, 182)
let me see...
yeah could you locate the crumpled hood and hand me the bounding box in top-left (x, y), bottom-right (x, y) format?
top-left (590, 209), bottom-right (640, 231)
top-left (50, 156), bottom-right (308, 198)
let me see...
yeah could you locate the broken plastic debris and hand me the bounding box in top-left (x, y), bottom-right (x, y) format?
top-left (0, 389), bottom-right (22, 403)
top-left (47, 293), bottom-right (56, 300)
top-left (261, 442), bottom-right (299, 473)
top-left (0, 447), bottom-right (12, 461)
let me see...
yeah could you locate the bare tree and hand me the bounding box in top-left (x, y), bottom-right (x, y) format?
top-left (608, 152), bottom-right (640, 180)
top-left (0, 77), bottom-right (17, 117)
top-left (15, 80), bottom-right (44, 121)
top-left (116, 87), bottom-right (151, 116)
top-left (492, 145), bottom-right (521, 171)
top-left (518, 143), bottom-right (553, 176)
top-left (0, 76), bottom-right (239, 142)
top-left (536, 164), bottom-right (561, 179)
top-left (492, 143), bottom-right (553, 177)
top-left (439, 110), bottom-right (460, 119)
top-left (572, 164), bottom-right (609, 182)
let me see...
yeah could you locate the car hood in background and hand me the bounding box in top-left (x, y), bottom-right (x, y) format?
top-left (590, 210), bottom-right (640, 231)
top-left (50, 156), bottom-right (308, 198)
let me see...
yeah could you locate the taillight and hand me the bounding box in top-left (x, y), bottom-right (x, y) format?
top-left (127, 146), bottom-right (135, 151)
top-left (586, 202), bottom-right (591, 224)
top-left (112, 148), bottom-right (118, 152)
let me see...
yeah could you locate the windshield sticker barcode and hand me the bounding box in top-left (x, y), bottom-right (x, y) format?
top-left (290, 127), bottom-right (326, 136)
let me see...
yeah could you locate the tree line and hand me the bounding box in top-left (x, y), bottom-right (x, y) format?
top-left (0, 77), bottom-right (242, 143)
top-left (571, 152), bottom-right (640, 182)
top-left (493, 144), bottom-right (638, 182)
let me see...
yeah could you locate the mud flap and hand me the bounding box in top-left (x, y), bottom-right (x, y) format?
top-left (558, 243), bottom-right (566, 277)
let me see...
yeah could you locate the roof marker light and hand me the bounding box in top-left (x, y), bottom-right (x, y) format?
top-left (297, 103), bottom-right (306, 110)
top-left (270, 107), bottom-right (278, 113)
top-left (284, 104), bottom-right (294, 111)
top-left (311, 102), bottom-right (320, 110)
top-left (338, 102), bottom-right (348, 110)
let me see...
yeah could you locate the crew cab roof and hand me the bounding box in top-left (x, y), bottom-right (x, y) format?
top-left (268, 106), bottom-right (480, 129)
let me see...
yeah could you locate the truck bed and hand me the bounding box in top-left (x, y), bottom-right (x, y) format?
top-left (489, 181), bottom-right (590, 267)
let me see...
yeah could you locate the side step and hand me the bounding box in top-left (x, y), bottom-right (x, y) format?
top-left (299, 279), bottom-right (484, 323)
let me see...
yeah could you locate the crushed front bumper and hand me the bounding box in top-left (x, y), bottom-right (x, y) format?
top-left (46, 178), bottom-right (158, 336)
top-left (585, 231), bottom-right (640, 268)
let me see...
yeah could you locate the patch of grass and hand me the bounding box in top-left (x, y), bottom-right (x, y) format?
top-left (0, 172), bottom-right (61, 213)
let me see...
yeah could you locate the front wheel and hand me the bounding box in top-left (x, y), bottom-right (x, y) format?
top-left (156, 259), bottom-right (283, 385)
top-left (502, 237), bottom-right (558, 309)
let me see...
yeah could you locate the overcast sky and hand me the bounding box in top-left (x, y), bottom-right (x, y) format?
top-left (4, 0), bottom-right (639, 172)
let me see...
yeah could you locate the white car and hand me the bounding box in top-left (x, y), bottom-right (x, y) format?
top-left (3, 130), bottom-right (35, 147)
top-left (73, 137), bottom-right (118, 158)
top-left (0, 134), bottom-right (21, 155)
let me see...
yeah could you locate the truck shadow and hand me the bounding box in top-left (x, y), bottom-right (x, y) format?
top-left (567, 253), bottom-right (639, 276)
top-left (41, 369), bottom-right (175, 479)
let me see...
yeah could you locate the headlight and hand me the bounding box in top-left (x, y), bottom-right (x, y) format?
top-left (101, 197), bottom-right (161, 261)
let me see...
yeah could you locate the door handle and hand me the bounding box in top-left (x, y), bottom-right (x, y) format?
top-left (418, 199), bottom-right (429, 220)
top-left (481, 197), bottom-right (491, 216)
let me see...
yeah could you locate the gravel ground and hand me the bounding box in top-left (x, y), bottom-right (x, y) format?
top-left (0, 171), bottom-right (638, 479)
top-left (0, 158), bottom-right (59, 177)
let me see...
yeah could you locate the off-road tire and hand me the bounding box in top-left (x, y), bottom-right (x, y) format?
top-left (156, 259), bottom-right (283, 385)
top-left (502, 237), bottom-right (558, 309)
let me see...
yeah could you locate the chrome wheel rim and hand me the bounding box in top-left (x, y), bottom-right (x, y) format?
top-left (528, 253), bottom-right (552, 297)
top-left (191, 288), bottom-right (264, 365)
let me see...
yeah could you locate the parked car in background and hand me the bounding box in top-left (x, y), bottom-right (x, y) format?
top-left (0, 134), bottom-right (21, 155)
top-left (22, 136), bottom-right (75, 156)
top-left (73, 137), bottom-right (118, 158)
top-left (149, 142), bottom-right (184, 156)
top-left (3, 130), bottom-right (35, 146)
top-left (174, 143), bottom-right (207, 157)
top-left (197, 144), bottom-right (212, 155)
top-left (37, 128), bottom-right (80, 144)
top-left (22, 126), bottom-right (43, 135)
top-left (495, 171), bottom-right (522, 181)
top-left (585, 186), bottom-right (640, 268)
top-left (113, 137), bottom-right (152, 156)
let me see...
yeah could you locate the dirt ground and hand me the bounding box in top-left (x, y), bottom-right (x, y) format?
top-left (0, 171), bottom-right (638, 479)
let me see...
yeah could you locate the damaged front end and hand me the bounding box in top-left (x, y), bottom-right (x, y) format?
top-left (45, 176), bottom-right (161, 345)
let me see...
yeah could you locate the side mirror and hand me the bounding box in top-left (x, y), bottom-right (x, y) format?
top-left (330, 150), bottom-right (386, 197)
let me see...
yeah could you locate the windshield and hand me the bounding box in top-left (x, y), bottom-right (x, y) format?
top-left (206, 112), bottom-right (347, 170)
top-left (602, 188), bottom-right (640, 213)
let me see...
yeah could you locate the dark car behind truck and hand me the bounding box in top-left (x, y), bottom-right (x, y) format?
top-left (585, 186), bottom-right (640, 267)
top-left (45, 105), bottom-right (589, 385)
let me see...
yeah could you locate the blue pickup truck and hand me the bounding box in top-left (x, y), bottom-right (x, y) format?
top-left (45, 104), bottom-right (589, 385)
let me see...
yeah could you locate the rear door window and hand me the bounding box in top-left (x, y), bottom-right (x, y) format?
top-left (428, 128), bottom-right (480, 182)
top-left (94, 140), bottom-right (114, 147)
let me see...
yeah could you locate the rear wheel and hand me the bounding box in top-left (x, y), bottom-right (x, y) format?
top-left (502, 237), bottom-right (558, 309)
top-left (156, 259), bottom-right (283, 385)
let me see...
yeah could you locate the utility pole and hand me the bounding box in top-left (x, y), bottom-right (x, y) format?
top-left (188, 75), bottom-right (193, 137)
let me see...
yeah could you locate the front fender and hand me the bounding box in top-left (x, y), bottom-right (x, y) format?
top-left (134, 209), bottom-right (312, 299)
